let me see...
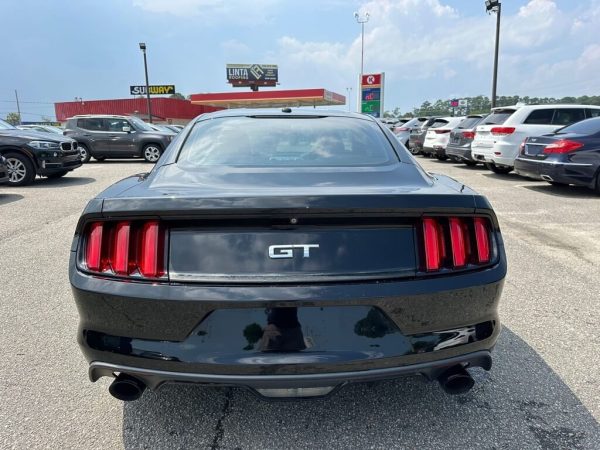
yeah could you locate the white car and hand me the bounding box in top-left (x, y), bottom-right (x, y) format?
top-left (422, 116), bottom-right (465, 160)
top-left (471, 104), bottom-right (600, 174)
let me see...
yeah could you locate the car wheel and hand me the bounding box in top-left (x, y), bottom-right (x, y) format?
top-left (595, 173), bottom-right (600, 195)
top-left (436, 155), bottom-right (449, 161)
top-left (464, 161), bottom-right (477, 167)
top-left (143, 144), bottom-right (162, 163)
top-left (409, 147), bottom-right (421, 155)
top-left (5, 153), bottom-right (36, 186)
top-left (485, 162), bottom-right (513, 174)
top-left (78, 144), bottom-right (91, 163)
top-left (547, 181), bottom-right (567, 186)
top-left (46, 171), bottom-right (69, 179)
top-left (94, 156), bottom-right (106, 162)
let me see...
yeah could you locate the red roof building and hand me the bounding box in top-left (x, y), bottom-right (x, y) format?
top-left (54, 98), bottom-right (219, 124)
top-left (190, 88), bottom-right (346, 109)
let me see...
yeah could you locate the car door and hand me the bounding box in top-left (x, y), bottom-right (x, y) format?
top-left (98, 118), bottom-right (136, 156)
top-left (77, 117), bottom-right (108, 153)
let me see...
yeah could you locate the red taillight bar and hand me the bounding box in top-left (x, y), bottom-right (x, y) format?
top-left (474, 218), bottom-right (491, 263)
top-left (86, 222), bottom-right (103, 272)
top-left (139, 221), bottom-right (165, 278)
top-left (449, 218), bottom-right (467, 267)
top-left (462, 131), bottom-right (476, 139)
top-left (423, 218), bottom-right (441, 271)
top-left (112, 222), bottom-right (131, 275)
top-left (83, 220), bottom-right (166, 279)
top-left (543, 139), bottom-right (583, 154)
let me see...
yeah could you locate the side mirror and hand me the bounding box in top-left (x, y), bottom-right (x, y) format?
top-left (122, 126), bottom-right (131, 133)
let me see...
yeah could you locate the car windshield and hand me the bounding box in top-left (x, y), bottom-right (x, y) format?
top-left (177, 116), bottom-right (398, 168)
top-left (0, 119), bottom-right (16, 130)
top-left (129, 116), bottom-right (154, 131)
top-left (554, 118), bottom-right (600, 135)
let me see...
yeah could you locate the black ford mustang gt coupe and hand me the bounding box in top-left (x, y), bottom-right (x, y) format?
top-left (70, 109), bottom-right (506, 401)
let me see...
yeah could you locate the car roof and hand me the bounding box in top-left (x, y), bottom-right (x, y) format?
top-left (68, 114), bottom-right (133, 119)
top-left (491, 104), bottom-right (600, 112)
top-left (194, 108), bottom-right (377, 122)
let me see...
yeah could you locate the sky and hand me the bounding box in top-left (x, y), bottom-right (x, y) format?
top-left (2, 0), bottom-right (600, 121)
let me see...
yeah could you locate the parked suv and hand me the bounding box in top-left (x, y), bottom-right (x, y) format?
top-left (471, 105), bottom-right (600, 174)
top-left (0, 118), bottom-right (81, 186)
top-left (408, 117), bottom-right (439, 155)
top-left (422, 116), bottom-right (465, 160)
top-left (64, 115), bottom-right (174, 163)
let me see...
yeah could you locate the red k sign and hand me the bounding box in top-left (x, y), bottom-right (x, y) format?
top-left (361, 73), bottom-right (382, 86)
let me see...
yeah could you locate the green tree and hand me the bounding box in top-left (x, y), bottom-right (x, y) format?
top-left (5, 112), bottom-right (21, 125)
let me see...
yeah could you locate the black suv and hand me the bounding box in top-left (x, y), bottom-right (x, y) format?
top-left (64, 115), bottom-right (174, 163)
top-left (0, 118), bottom-right (81, 186)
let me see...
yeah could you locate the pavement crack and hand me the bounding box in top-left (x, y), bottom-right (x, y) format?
top-left (210, 388), bottom-right (233, 450)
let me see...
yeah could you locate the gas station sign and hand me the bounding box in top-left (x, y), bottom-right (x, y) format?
top-left (360, 73), bottom-right (384, 118)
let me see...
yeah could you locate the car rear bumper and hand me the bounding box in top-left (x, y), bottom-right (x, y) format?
top-left (472, 142), bottom-right (517, 167)
top-left (446, 145), bottom-right (474, 161)
top-left (89, 350), bottom-right (493, 393)
top-left (70, 247), bottom-right (506, 392)
top-left (514, 158), bottom-right (597, 187)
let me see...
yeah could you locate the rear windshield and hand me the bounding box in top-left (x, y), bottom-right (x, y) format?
top-left (458, 116), bottom-right (483, 129)
top-left (429, 120), bottom-right (449, 129)
top-left (177, 116), bottom-right (398, 167)
top-left (481, 110), bottom-right (515, 125)
top-left (555, 118), bottom-right (600, 135)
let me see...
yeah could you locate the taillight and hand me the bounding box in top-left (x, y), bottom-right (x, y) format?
top-left (462, 131), bottom-right (476, 139)
top-left (434, 129), bottom-right (451, 134)
top-left (420, 217), bottom-right (494, 272)
top-left (82, 220), bottom-right (167, 279)
top-left (395, 127), bottom-right (409, 132)
top-left (490, 127), bottom-right (515, 136)
top-left (543, 139), bottom-right (583, 154)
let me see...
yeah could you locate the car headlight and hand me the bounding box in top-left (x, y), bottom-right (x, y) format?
top-left (29, 140), bottom-right (60, 149)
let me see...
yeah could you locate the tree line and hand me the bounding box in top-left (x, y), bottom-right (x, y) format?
top-left (384, 95), bottom-right (600, 118)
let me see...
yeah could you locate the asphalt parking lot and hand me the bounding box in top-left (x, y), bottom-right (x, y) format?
top-left (0, 158), bottom-right (599, 449)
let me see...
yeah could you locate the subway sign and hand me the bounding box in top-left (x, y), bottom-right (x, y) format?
top-left (360, 73), bottom-right (384, 118)
top-left (130, 85), bottom-right (176, 96)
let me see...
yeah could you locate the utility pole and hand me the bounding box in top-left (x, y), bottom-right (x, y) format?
top-left (486, 1), bottom-right (502, 108)
top-left (354, 12), bottom-right (370, 78)
top-left (14, 90), bottom-right (22, 125)
top-left (139, 43), bottom-right (153, 123)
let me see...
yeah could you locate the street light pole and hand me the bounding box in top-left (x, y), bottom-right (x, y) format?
top-left (486, 1), bottom-right (501, 108)
top-left (353, 12), bottom-right (370, 78)
top-left (139, 42), bottom-right (153, 123)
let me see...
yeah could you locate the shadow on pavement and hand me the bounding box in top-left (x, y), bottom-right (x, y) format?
top-left (121, 329), bottom-right (599, 449)
top-left (24, 176), bottom-right (97, 188)
top-left (0, 193), bottom-right (24, 206)
top-left (520, 184), bottom-right (599, 199)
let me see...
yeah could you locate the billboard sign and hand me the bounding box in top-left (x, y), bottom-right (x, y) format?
top-left (449, 98), bottom-right (459, 108)
top-left (360, 73), bottom-right (384, 118)
top-left (130, 85), bottom-right (176, 96)
top-left (226, 64), bottom-right (278, 88)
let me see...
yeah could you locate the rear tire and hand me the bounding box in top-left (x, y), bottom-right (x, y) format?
top-left (94, 156), bottom-right (106, 162)
top-left (464, 161), bottom-right (477, 167)
top-left (485, 162), bottom-right (513, 174)
top-left (595, 174), bottom-right (600, 195)
top-left (547, 181), bottom-right (567, 186)
top-left (5, 152), bottom-right (36, 186)
top-left (436, 155), bottom-right (449, 161)
top-left (46, 171), bottom-right (69, 179)
top-left (142, 144), bottom-right (162, 163)
top-left (78, 144), bottom-right (91, 163)
top-left (409, 147), bottom-right (421, 155)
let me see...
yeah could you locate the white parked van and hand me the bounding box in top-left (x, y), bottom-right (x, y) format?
top-left (471, 104), bottom-right (600, 173)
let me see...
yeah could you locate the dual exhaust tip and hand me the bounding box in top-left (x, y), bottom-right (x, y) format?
top-left (108, 364), bottom-right (475, 401)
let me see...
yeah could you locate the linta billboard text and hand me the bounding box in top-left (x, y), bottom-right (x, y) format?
top-left (226, 64), bottom-right (278, 87)
top-left (130, 85), bottom-right (176, 96)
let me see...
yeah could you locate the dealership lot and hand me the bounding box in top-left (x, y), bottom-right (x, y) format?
top-left (0, 159), bottom-right (598, 449)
